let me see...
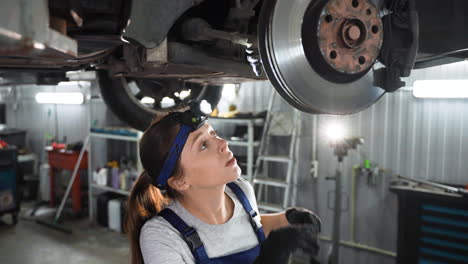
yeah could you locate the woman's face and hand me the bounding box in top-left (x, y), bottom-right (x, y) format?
top-left (178, 122), bottom-right (240, 189)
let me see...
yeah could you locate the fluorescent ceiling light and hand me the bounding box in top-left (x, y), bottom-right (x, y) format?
top-left (413, 80), bottom-right (468, 98)
top-left (35, 92), bottom-right (84, 104)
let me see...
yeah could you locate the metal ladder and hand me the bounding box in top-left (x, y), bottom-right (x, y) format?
top-left (252, 90), bottom-right (301, 212)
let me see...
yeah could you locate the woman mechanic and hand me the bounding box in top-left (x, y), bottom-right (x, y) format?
top-left (125, 103), bottom-right (322, 264)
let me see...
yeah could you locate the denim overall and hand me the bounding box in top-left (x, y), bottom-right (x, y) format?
top-left (158, 182), bottom-right (266, 264)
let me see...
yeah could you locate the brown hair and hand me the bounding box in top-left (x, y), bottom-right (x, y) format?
top-left (125, 116), bottom-right (184, 264)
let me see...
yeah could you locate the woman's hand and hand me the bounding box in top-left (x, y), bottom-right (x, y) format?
top-left (259, 212), bottom-right (289, 237)
top-left (254, 224), bottom-right (319, 264)
top-left (257, 207), bottom-right (322, 263)
top-left (286, 207), bottom-right (322, 233)
top-left (285, 207), bottom-right (322, 264)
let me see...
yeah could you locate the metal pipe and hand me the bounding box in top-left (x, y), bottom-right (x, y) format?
top-left (168, 42), bottom-right (263, 79)
top-left (247, 120), bottom-right (254, 182)
top-left (87, 92), bottom-right (93, 221)
top-left (396, 175), bottom-right (468, 196)
top-left (346, 165), bottom-right (397, 259)
top-left (55, 135), bottom-right (90, 221)
top-left (204, 28), bottom-right (253, 48)
top-left (327, 162), bottom-right (397, 262)
top-left (319, 236), bottom-right (397, 258)
top-left (290, 111), bottom-right (302, 207)
top-left (350, 166), bottom-right (358, 242)
top-left (312, 115), bottom-right (317, 161)
top-left (136, 131), bottom-right (143, 173)
top-left (310, 115), bottom-right (318, 178)
top-left (328, 162), bottom-right (343, 264)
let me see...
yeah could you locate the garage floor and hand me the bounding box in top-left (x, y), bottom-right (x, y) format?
top-left (0, 204), bottom-right (129, 264)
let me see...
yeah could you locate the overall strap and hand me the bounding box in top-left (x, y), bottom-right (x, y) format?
top-left (226, 182), bottom-right (266, 242)
top-left (158, 208), bottom-right (210, 264)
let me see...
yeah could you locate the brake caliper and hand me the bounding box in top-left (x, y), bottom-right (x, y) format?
top-left (375, 0), bottom-right (419, 92)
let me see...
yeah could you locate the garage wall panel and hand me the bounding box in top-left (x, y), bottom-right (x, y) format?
top-left (1, 60), bottom-right (466, 264)
top-left (2, 81), bottom-right (120, 172)
top-left (4, 84), bottom-right (90, 156)
top-left (240, 61), bottom-right (468, 264)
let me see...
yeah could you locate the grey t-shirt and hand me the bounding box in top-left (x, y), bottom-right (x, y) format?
top-left (140, 178), bottom-right (263, 264)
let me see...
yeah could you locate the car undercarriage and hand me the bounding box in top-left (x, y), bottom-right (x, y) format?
top-left (1, 0), bottom-right (467, 130)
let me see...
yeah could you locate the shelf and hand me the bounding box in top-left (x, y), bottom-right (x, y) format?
top-left (227, 140), bottom-right (260, 147)
top-left (257, 202), bottom-right (283, 213)
top-left (91, 184), bottom-right (130, 196)
top-left (90, 132), bottom-right (140, 142)
top-left (209, 117), bottom-right (264, 125)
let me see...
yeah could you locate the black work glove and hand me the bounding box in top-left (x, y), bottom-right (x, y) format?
top-left (286, 207), bottom-right (322, 233)
top-left (254, 224), bottom-right (319, 264)
top-left (286, 207), bottom-right (322, 264)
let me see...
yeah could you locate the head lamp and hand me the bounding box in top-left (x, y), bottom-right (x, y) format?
top-left (154, 101), bottom-right (208, 189)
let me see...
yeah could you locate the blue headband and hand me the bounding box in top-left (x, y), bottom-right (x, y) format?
top-left (154, 110), bottom-right (207, 189)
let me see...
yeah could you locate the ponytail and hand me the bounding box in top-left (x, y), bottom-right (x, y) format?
top-left (125, 171), bottom-right (168, 264)
top-left (127, 112), bottom-right (184, 263)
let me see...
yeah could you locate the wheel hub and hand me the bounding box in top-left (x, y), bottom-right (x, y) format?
top-left (317, 0), bottom-right (383, 74)
top-left (342, 21), bottom-right (365, 47)
top-left (258, 0), bottom-right (385, 114)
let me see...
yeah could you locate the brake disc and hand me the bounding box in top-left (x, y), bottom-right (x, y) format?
top-left (259, 0), bottom-right (385, 114)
